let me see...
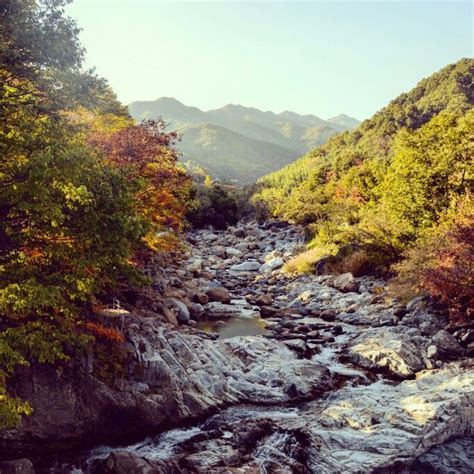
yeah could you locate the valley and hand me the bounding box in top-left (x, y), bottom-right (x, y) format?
top-left (9, 221), bottom-right (473, 473)
top-left (128, 98), bottom-right (359, 183)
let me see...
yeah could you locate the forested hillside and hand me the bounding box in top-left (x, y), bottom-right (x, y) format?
top-left (129, 97), bottom-right (359, 183)
top-left (0, 0), bottom-right (190, 427)
top-left (254, 59), bottom-right (473, 320)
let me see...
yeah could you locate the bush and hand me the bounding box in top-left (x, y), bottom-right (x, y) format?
top-left (393, 204), bottom-right (473, 323)
top-left (283, 246), bottom-right (334, 274)
top-left (326, 250), bottom-right (378, 277)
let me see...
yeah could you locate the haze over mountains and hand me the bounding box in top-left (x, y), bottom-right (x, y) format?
top-left (128, 98), bottom-right (360, 183)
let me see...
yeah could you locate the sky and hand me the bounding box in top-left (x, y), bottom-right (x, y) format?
top-left (67, 1), bottom-right (473, 120)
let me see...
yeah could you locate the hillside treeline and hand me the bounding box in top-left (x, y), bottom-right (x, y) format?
top-left (0, 0), bottom-right (190, 427)
top-left (253, 59), bottom-right (473, 321)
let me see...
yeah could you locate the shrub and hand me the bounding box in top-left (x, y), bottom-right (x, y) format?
top-left (326, 250), bottom-right (378, 277)
top-left (283, 246), bottom-right (334, 274)
top-left (393, 204), bottom-right (473, 322)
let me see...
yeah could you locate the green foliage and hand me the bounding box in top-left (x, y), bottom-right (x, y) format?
top-left (0, 0), bottom-right (190, 428)
top-left (187, 182), bottom-right (239, 230)
top-left (254, 59), bottom-right (473, 276)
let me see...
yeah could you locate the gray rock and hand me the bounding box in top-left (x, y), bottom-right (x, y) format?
top-left (226, 248), bottom-right (243, 258)
top-left (259, 257), bottom-right (284, 274)
top-left (282, 339), bottom-right (307, 352)
top-left (230, 261), bottom-right (261, 272)
top-left (166, 298), bottom-right (190, 324)
top-left (411, 436), bottom-right (474, 474)
top-left (189, 303), bottom-right (205, 319)
top-left (184, 445), bottom-right (240, 470)
top-left (99, 450), bottom-right (169, 473)
top-left (331, 273), bottom-right (359, 293)
top-left (348, 327), bottom-right (426, 377)
top-left (432, 330), bottom-right (465, 358)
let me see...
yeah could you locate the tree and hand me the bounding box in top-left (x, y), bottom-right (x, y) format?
top-left (0, 0), bottom-right (192, 428)
top-left (89, 120), bottom-right (191, 253)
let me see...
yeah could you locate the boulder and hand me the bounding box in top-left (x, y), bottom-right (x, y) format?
top-left (259, 257), bottom-right (284, 274)
top-left (226, 248), bottom-right (243, 258)
top-left (98, 451), bottom-right (169, 473)
top-left (432, 330), bottom-right (465, 358)
top-left (230, 261), bottom-right (261, 272)
top-left (283, 339), bottom-right (307, 352)
top-left (206, 287), bottom-right (231, 304)
top-left (255, 294), bottom-right (273, 306)
top-left (348, 327), bottom-right (426, 377)
top-left (210, 245), bottom-right (227, 258)
top-left (193, 293), bottom-right (209, 305)
top-left (189, 303), bottom-right (205, 319)
top-left (331, 273), bottom-right (359, 293)
top-left (259, 306), bottom-right (279, 318)
top-left (320, 309), bottom-right (336, 322)
top-left (166, 298), bottom-right (190, 325)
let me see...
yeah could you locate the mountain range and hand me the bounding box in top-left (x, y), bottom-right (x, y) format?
top-left (128, 98), bottom-right (359, 183)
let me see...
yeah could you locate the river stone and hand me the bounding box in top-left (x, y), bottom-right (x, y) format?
top-left (432, 330), bottom-right (465, 358)
top-left (100, 451), bottom-right (170, 473)
top-left (259, 257), bottom-right (284, 274)
top-left (347, 327), bottom-right (426, 377)
top-left (193, 293), bottom-right (209, 305)
top-left (411, 436), bottom-right (474, 473)
top-left (255, 294), bottom-right (273, 306)
top-left (226, 248), bottom-right (243, 258)
top-left (165, 298), bottom-right (190, 325)
top-left (283, 339), bottom-right (307, 352)
top-left (331, 273), bottom-right (359, 293)
top-left (233, 228), bottom-right (246, 238)
top-left (259, 306), bottom-right (279, 318)
top-left (206, 287), bottom-right (231, 304)
top-left (230, 261), bottom-right (261, 272)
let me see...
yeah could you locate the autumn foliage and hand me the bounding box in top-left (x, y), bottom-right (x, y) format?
top-left (420, 216), bottom-right (474, 322)
top-left (89, 120), bottom-right (191, 252)
top-left (0, 0), bottom-right (192, 428)
top-left (393, 203), bottom-right (474, 323)
top-left (84, 322), bottom-right (125, 344)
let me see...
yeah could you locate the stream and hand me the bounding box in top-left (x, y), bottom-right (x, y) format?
top-left (33, 221), bottom-right (474, 472)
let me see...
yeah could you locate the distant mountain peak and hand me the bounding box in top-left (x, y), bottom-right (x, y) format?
top-left (127, 97), bottom-right (360, 183)
top-left (327, 114), bottom-right (360, 130)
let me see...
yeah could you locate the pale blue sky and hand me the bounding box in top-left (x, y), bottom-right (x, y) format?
top-left (67, 1), bottom-right (473, 120)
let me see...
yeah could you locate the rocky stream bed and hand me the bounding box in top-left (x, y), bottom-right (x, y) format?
top-left (1, 221), bottom-right (473, 473)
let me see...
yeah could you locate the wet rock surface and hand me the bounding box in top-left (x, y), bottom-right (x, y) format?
top-left (2, 220), bottom-right (473, 472)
